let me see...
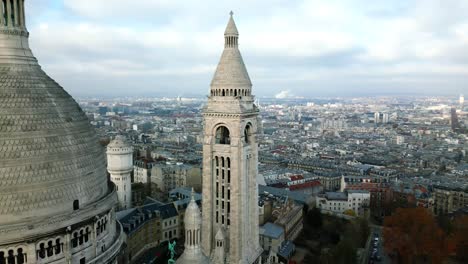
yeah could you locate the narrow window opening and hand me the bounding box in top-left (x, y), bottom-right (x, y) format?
top-left (55, 239), bottom-right (61, 254)
top-left (16, 248), bottom-right (24, 264)
top-left (39, 243), bottom-right (46, 259)
top-left (73, 200), bottom-right (79, 210)
top-left (47, 241), bottom-right (53, 257)
top-left (7, 250), bottom-right (14, 264)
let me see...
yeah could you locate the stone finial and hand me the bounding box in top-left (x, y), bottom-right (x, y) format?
top-left (230, 11), bottom-right (234, 17)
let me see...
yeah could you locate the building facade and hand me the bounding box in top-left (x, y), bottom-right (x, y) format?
top-left (433, 185), bottom-right (468, 216)
top-left (201, 12), bottom-right (262, 264)
top-left (317, 191), bottom-right (370, 217)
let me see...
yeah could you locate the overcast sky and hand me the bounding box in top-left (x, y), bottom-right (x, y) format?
top-left (26, 0), bottom-right (468, 98)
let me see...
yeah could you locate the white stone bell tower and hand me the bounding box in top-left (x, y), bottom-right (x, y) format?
top-left (201, 12), bottom-right (262, 264)
top-left (107, 135), bottom-right (133, 210)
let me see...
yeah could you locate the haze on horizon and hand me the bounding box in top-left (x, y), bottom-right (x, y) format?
top-left (27, 0), bottom-right (468, 98)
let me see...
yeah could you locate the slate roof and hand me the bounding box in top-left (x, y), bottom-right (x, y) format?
top-left (118, 202), bottom-right (179, 235)
top-left (260, 222), bottom-right (284, 239)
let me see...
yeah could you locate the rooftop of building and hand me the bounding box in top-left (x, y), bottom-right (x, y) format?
top-left (260, 222), bottom-right (284, 239)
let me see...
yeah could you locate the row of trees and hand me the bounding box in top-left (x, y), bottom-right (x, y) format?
top-left (383, 207), bottom-right (468, 263)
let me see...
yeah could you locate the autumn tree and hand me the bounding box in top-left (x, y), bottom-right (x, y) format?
top-left (451, 215), bottom-right (468, 262)
top-left (383, 208), bottom-right (449, 264)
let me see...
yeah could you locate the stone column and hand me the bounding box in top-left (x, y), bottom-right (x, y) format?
top-left (93, 218), bottom-right (98, 257)
top-left (18, 0), bottom-right (24, 27)
top-left (65, 227), bottom-right (72, 264)
top-left (21, 0), bottom-right (25, 27)
top-left (1, 1), bottom-right (5, 26)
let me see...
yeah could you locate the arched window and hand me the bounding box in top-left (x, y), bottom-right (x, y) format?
top-left (73, 200), bottom-right (79, 210)
top-left (227, 158), bottom-right (230, 168)
top-left (96, 222), bottom-right (101, 236)
top-left (7, 250), bottom-right (14, 264)
top-left (222, 90), bottom-right (225, 96)
top-left (72, 233), bottom-right (78, 248)
top-left (215, 126), bottom-right (230, 144)
top-left (79, 230), bottom-right (84, 245)
top-left (0, 251), bottom-right (4, 264)
top-left (47, 241), bottom-right (53, 257)
top-left (55, 239), bottom-right (61, 254)
top-left (84, 228), bottom-right (89, 243)
top-left (16, 248), bottom-right (24, 264)
top-left (244, 125), bottom-right (252, 144)
top-left (39, 243), bottom-right (46, 258)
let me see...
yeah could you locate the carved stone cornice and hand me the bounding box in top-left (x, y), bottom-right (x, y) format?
top-left (0, 28), bottom-right (29, 37)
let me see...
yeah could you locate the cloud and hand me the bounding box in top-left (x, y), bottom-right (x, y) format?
top-left (275, 90), bottom-right (293, 99)
top-left (23, 0), bottom-right (468, 97)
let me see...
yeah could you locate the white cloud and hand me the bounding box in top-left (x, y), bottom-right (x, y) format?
top-left (275, 90), bottom-right (293, 99)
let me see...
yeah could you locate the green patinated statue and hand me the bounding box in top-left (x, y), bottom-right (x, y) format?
top-left (168, 240), bottom-right (177, 264)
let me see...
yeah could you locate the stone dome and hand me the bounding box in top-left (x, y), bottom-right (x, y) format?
top-left (0, 13), bottom-right (111, 229)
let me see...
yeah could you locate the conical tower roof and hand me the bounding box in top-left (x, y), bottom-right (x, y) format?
top-left (0, 0), bottom-right (112, 235)
top-left (224, 11), bottom-right (239, 36)
top-left (211, 12), bottom-right (252, 89)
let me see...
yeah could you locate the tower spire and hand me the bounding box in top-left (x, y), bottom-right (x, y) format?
top-left (210, 12), bottom-right (252, 98)
top-left (224, 11), bottom-right (239, 48)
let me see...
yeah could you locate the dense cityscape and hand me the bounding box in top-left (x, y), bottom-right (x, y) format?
top-left (77, 94), bottom-right (468, 263)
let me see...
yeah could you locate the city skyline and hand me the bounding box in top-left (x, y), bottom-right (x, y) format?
top-left (27, 0), bottom-right (468, 98)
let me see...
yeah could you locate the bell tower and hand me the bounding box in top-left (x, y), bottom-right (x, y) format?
top-left (201, 12), bottom-right (262, 264)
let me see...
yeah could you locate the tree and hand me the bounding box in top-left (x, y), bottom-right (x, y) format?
top-left (451, 215), bottom-right (468, 261)
top-left (307, 207), bottom-right (323, 228)
top-left (343, 209), bottom-right (356, 217)
top-left (332, 238), bottom-right (357, 264)
top-left (355, 218), bottom-right (370, 247)
top-left (383, 208), bottom-right (449, 264)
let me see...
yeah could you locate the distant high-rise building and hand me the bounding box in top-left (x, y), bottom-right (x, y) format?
top-left (0, 1), bottom-right (125, 262)
top-left (460, 94), bottom-right (465, 109)
top-left (382, 113), bottom-right (390, 124)
top-left (107, 136), bottom-right (134, 210)
top-left (451, 107), bottom-right (460, 131)
top-left (201, 12), bottom-right (262, 263)
top-left (374, 112), bottom-right (380, 124)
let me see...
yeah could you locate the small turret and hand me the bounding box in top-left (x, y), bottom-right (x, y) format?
top-left (176, 189), bottom-right (211, 263)
top-left (107, 135), bottom-right (133, 210)
top-left (213, 228), bottom-right (226, 263)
